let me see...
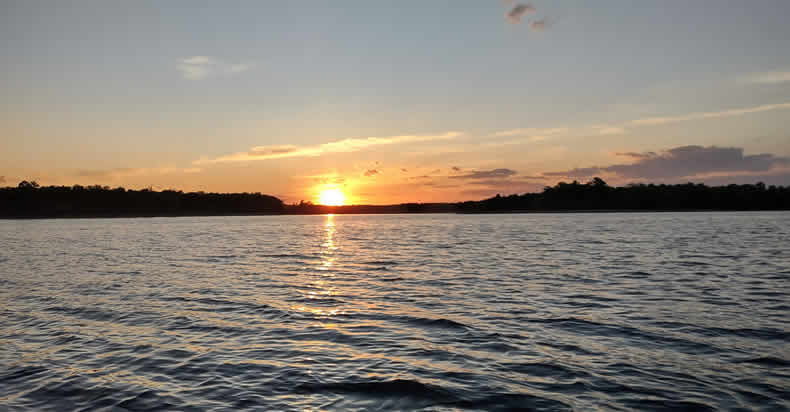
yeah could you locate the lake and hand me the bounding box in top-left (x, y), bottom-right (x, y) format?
top-left (1, 213), bottom-right (789, 411)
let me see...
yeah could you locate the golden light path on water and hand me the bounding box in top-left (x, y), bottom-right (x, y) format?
top-left (291, 214), bottom-right (344, 317)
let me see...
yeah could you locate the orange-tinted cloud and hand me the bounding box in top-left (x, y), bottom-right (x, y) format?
top-left (195, 131), bottom-right (461, 164)
top-left (75, 167), bottom-right (202, 179)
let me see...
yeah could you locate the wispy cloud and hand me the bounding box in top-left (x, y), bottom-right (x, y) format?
top-left (75, 166), bottom-right (202, 179)
top-left (247, 145), bottom-right (299, 157)
top-left (741, 71), bottom-right (790, 85)
top-left (590, 125), bottom-right (626, 135)
top-left (363, 169), bottom-right (380, 177)
top-left (543, 145), bottom-right (790, 180)
top-left (195, 132), bottom-right (462, 164)
top-left (629, 103), bottom-right (790, 126)
top-left (542, 167), bottom-right (604, 179)
top-left (227, 63), bottom-right (252, 74)
top-left (506, 3), bottom-right (535, 24)
top-left (450, 168), bottom-right (517, 179)
top-left (529, 18), bottom-right (549, 31)
top-left (492, 127), bottom-right (569, 141)
top-left (492, 102), bottom-right (790, 142)
top-left (616, 151), bottom-right (657, 159)
top-left (308, 174), bottom-right (345, 185)
top-left (177, 56), bottom-right (253, 80)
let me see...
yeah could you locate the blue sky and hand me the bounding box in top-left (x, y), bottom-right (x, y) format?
top-left (2, 0), bottom-right (789, 203)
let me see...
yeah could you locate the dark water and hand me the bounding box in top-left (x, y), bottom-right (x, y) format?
top-left (1, 213), bottom-right (789, 411)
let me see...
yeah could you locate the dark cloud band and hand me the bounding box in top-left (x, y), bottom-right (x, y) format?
top-left (545, 145), bottom-right (790, 180)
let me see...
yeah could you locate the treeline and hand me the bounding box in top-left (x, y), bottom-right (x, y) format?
top-left (3, 178), bottom-right (789, 218)
top-left (459, 178), bottom-right (790, 212)
top-left (0, 181), bottom-right (284, 218)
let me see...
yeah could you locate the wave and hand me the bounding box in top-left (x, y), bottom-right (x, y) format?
top-left (529, 317), bottom-right (725, 354)
top-left (370, 313), bottom-right (472, 331)
top-left (295, 378), bottom-right (456, 401)
top-left (735, 356), bottom-right (790, 367)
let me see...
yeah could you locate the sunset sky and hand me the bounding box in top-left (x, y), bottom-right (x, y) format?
top-left (2, 1), bottom-right (790, 204)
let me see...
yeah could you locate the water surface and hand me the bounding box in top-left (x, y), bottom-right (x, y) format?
top-left (1, 213), bottom-right (789, 411)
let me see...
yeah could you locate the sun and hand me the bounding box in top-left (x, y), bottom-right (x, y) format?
top-left (318, 188), bottom-right (345, 206)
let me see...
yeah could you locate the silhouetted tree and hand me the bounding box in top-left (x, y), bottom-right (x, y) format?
top-left (17, 180), bottom-right (39, 189)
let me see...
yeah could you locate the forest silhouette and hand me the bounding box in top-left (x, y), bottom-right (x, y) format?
top-left (2, 182), bottom-right (284, 218)
top-left (1, 178), bottom-right (789, 218)
top-left (457, 178), bottom-right (790, 212)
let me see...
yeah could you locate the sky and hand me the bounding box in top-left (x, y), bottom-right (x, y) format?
top-left (1, 0), bottom-right (790, 204)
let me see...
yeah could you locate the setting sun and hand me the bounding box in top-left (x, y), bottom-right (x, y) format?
top-left (318, 188), bottom-right (345, 206)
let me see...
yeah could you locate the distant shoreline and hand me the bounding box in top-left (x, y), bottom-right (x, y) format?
top-left (3, 178), bottom-right (788, 219)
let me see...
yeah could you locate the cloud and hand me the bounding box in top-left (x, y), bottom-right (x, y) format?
top-left (177, 56), bottom-right (253, 80)
top-left (506, 3), bottom-right (535, 24)
top-left (629, 103), bottom-right (790, 126)
top-left (450, 168), bottom-right (518, 179)
top-left (742, 71), bottom-right (790, 85)
top-left (491, 102), bottom-right (790, 142)
top-left (492, 127), bottom-right (569, 141)
top-left (616, 151), bottom-right (657, 159)
top-left (467, 177), bottom-right (544, 187)
top-left (451, 166), bottom-right (462, 172)
top-left (401, 168), bottom-right (408, 172)
top-left (248, 145), bottom-right (299, 156)
top-left (606, 146), bottom-right (789, 179)
top-left (543, 145), bottom-right (790, 180)
top-left (177, 56), bottom-right (215, 80)
top-left (75, 167), bottom-right (201, 179)
top-left (0, 176), bottom-right (5, 184)
top-left (227, 63), bottom-right (252, 74)
top-left (492, 126), bottom-right (619, 140)
top-left (543, 167), bottom-right (604, 178)
top-left (461, 179), bottom-right (545, 198)
top-left (591, 125), bottom-right (626, 135)
top-left (308, 174), bottom-right (345, 185)
top-left (182, 56), bottom-right (213, 65)
top-left (529, 18), bottom-right (550, 31)
top-left (195, 131), bottom-right (461, 164)
top-left (363, 169), bottom-right (380, 177)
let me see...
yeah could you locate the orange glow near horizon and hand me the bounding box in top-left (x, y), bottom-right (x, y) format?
top-left (318, 188), bottom-right (345, 206)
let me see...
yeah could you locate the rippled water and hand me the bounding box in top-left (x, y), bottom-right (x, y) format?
top-left (1, 212), bottom-right (789, 411)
